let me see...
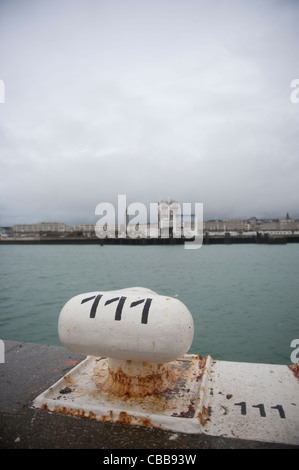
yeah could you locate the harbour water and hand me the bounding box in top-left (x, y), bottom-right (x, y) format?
top-left (0, 243), bottom-right (298, 365)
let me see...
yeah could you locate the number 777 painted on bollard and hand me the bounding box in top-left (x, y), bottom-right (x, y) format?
top-left (81, 294), bottom-right (152, 324)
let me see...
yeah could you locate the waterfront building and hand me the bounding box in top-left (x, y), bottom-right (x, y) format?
top-left (224, 219), bottom-right (244, 232)
top-left (259, 220), bottom-right (280, 231)
top-left (73, 224), bottom-right (96, 235)
top-left (0, 226), bottom-right (12, 237)
top-left (13, 222), bottom-right (73, 236)
top-left (9, 211), bottom-right (299, 239)
top-left (203, 220), bottom-right (225, 231)
top-left (279, 214), bottom-right (299, 231)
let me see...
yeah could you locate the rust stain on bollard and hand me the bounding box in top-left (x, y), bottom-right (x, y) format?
top-left (92, 359), bottom-right (179, 399)
top-left (289, 363), bottom-right (299, 380)
top-left (33, 353), bottom-right (210, 431)
top-left (87, 355), bottom-right (207, 417)
top-left (197, 406), bottom-right (211, 426)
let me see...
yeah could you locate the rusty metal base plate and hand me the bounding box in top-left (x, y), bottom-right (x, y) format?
top-left (32, 354), bottom-right (211, 434)
top-left (33, 355), bottom-right (299, 444)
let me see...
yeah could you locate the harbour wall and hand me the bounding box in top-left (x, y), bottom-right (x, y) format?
top-left (1, 233), bottom-right (299, 245)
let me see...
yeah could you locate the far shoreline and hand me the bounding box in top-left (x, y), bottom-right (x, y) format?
top-left (1, 233), bottom-right (299, 245)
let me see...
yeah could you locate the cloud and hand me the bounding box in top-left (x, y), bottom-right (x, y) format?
top-left (0, 0), bottom-right (299, 225)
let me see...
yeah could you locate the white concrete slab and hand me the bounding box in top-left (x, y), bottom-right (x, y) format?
top-left (201, 360), bottom-right (299, 446)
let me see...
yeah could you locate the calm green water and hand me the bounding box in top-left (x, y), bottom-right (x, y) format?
top-left (0, 244), bottom-right (298, 365)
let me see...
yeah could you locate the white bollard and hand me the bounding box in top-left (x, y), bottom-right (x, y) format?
top-left (58, 287), bottom-right (194, 363)
top-left (33, 289), bottom-right (299, 442)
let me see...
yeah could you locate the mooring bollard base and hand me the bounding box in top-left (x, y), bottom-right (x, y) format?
top-left (32, 354), bottom-right (299, 446)
top-left (33, 353), bottom-right (209, 433)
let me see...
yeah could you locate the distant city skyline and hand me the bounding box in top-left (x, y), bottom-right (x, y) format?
top-left (5, 210), bottom-right (299, 230)
top-left (1, 209), bottom-right (299, 228)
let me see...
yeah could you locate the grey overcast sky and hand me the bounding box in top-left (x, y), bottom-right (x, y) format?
top-left (0, 0), bottom-right (299, 225)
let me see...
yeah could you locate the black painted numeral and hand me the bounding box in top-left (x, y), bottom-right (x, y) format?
top-left (131, 298), bottom-right (152, 324)
top-left (271, 404), bottom-right (286, 419)
top-left (234, 402), bottom-right (286, 419)
top-left (104, 296), bottom-right (126, 321)
top-left (81, 295), bottom-right (152, 324)
top-left (252, 403), bottom-right (266, 417)
top-left (81, 294), bottom-right (103, 318)
top-left (234, 401), bottom-right (247, 415)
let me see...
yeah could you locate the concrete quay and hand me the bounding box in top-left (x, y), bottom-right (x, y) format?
top-left (0, 340), bottom-right (298, 450)
top-left (1, 232), bottom-right (299, 245)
